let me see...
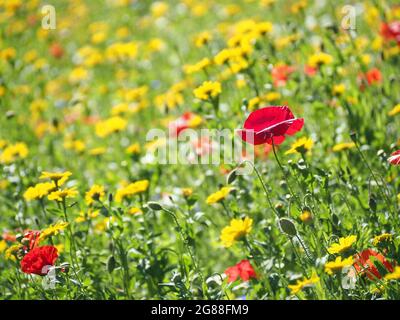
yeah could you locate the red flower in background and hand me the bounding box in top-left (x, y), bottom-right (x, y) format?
top-left (169, 112), bottom-right (202, 137)
top-left (304, 65), bottom-right (317, 77)
top-left (225, 260), bottom-right (257, 283)
top-left (240, 106), bottom-right (304, 145)
top-left (22, 230), bottom-right (41, 250)
top-left (380, 21), bottom-right (400, 45)
top-left (21, 246), bottom-right (58, 275)
top-left (365, 68), bottom-right (382, 85)
top-left (271, 65), bottom-right (295, 87)
top-left (49, 43), bottom-right (64, 59)
top-left (353, 249), bottom-right (394, 280)
top-left (388, 150), bottom-right (400, 165)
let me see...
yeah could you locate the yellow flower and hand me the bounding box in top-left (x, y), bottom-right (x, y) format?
top-left (0, 142), bottom-right (29, 164)
top-left (388, 104), bottom-right (400, 116)
top-left (184, 58), bottom-right (211, 75)
top-left (194, 31), bottom-right (212, 48)
top-left (332, 142), bottom-right (355, 152)
top-left (182, 188), bottom-right (193, 198)
top-left (0, 240), bottom-right (7, 253)
top-left (327, 235), bottom-right (357, 254)
top-left (0, 179), bottom-right (9, 190)
top-left (40, 171), bottom-right (72, 186)
top-left (206, 186), bottom-right (232, 204)
top-left (373, 233), bottom-right (393, 246)
top-left (5, 244), bottom-right (22, 261)
top-left (288, 273), bottom-right (320, 295)
top-left (285, 137), bottom-right (313, 155)
top-left (299, 210), bottom-right (313, 224)
top-left (385, 266), bottom-right (400, 280)
top-left (151, 1), bottom-right (169, 17)
top-left (264, 92), bottom-right (281, 102)
top-left (95, 116), bottom-right (127, 138)
top-left (126, 143), bottom-right (141, 155)
top-left (220, 217), bottom-right (253, 247)
top-left (85, 184), bottom-right (105, 205)
top-left (24, 182), bottom-right (56, 201)
top-left (193, 81), bottom-right (222, 101)
top-left (308, 52), bottom-right (333, 68)
top-left (325, 256), bottom-right (353, 275)
top-left (128, 207), bottom-right (143, 215)
top-left (75, 209), bottom-right (100, 223)
top-left (39, 221), bottom-right (69, 241)
top-left (115, 180), bottom-right (149, 203)
top-left (69, 67), bottom-right (89, 83)
top-left (332, 84), bottom-right (346, 96)
top-left (48, 187), bottom-right (78, 202)
top-left (88, 147), bottom-right (107, 156)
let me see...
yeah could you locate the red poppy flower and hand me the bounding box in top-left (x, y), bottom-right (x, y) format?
top-left (240, 106), bottom-right (304, 145)
top-left (169, 112), bottom-right (201, 137)
top-left (225, 260), bottom-right (257, 283)
top-left (380, 21), bottom-right (400, 45)
top-left (353, 249), bottom-right (394, 280)
top-left (304, 65), bottom-right (317, 77)
top-left (365, 68), bottom-right (382, 85)
top-left (49, 43), bottom-right (64, 59)
top-left (271, 65), bottom-right (295, 87)
top-left (21, 246), bottom-right (58, 276)
top-left (388, 150), bottom-right (400, 165)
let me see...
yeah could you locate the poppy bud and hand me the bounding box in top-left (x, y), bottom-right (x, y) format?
top-left (107, 255), bottom-right (116, 274)
top-left (350, 131), bottom-right (357, 142)
top-left (147, 201), bottom-right (163, 211)
top-left (278, 218), bottom-right (298, 237)
top-left (226, 168), bottom-right (238, 185)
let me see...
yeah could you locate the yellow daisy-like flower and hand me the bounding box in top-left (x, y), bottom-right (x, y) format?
top-left (39, 221), bottom-right (69, 241)
top-left (193, 81), bottom-right (222, 101)
top-left (115, 180), bottom-right (149, 203)
top-left (324, 256), bottom-right (354, 275)
top-left (0, 142), bottom-right (29, 164)
top-left (40, 171), bottom-right (72, 186)
top-left (327, 235), bottom-right (357, 254)
top-left (75, 209), bottom-right (100, 223)
top-left (220, 217), bottom-right (253, 247)
top-left (126, 143), bottom-right (141, 155)
top-left (194, 31), bottom-right (212, 48)
top-left (95, 116), bottom-right (127, 138)
top-left (23, 182), bottom-right (57, 201)
top-left (48, 187), bottom-right (78, 202)
top-left (372, 233), bottom-right (393, 246)
top-left (288, 273), bottom-right (320, 295)
top-left (85, 184), bottom-right (105, 205)
top-left (88, 147), bottom-right (107, 156)
top-left (308, 52), bottom-right (333, 68)
top-left (182, 188), bottom-right (193, 198)
top-left (332, 83), bottom-right (346, 96)
top-left (285, 137), bottom-right (313, 155)
top-left (385, 266), bottom-right (400, 280)
top-left (332, 142), bottom-right (355, 152)
top-left (206, 186), bottom-right (232, 205)
top-left (388, 104), bottom-right (400, 116)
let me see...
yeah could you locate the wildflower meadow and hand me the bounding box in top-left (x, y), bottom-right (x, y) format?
top-left (1, 0), bottom-right (400, 301)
